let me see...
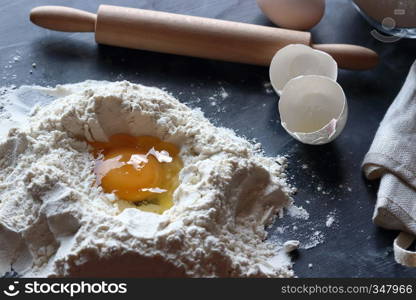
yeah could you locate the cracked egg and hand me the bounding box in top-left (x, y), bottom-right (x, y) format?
top-left (89, 134), bottom-right (183, 214)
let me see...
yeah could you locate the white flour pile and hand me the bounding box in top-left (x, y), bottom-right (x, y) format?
top-left (0, 81), bottom-right (296, 278)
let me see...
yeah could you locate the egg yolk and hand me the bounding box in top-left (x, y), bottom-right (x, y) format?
top-left (89, 134), bottom-right (182, 214)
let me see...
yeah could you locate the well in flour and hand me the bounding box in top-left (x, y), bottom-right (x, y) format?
top-left (0, 81), bottom-right (297, 278)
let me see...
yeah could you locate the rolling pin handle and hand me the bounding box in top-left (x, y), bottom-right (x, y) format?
top-left (312, 44), bottom-right (379, 70)
top-left (30, 6), bottom-right (96, 32)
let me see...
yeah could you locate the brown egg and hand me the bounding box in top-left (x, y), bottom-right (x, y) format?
top-left (256, 0), bottom-right (325, 30)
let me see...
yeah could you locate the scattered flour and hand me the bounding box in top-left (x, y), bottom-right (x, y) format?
top-left (287, 205), bottom-right (309, 220)
top-left (268, 203), bottom-right (328, 250)
top-left (325, 210), bottom-right (337, 228)
top-left (302, 230), bottom-right (325, 250)
top-left (0, 80), bottom-right (298, 278)
top-left (283, 240), bottom-right (300, 253)
top-left (326, 216), bottom-right (335, 227)
top-left (219, 86), bottom-right (229, 100)
top-left (208, 86), bottom-right (229, 113)
top-left (263, 82), bottom-right (274, 94)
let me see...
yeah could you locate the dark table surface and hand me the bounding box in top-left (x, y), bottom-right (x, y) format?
top-left (1, 0), bottom-right (416, 278)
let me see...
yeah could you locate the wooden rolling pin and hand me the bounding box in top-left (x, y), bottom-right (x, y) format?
top-left (30, 5), bottom-right (379, 70)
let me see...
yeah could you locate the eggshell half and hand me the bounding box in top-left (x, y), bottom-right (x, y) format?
top-left (269, 44), bottom-right (337, 96)
top-left (279, 75), bottom-right (348, 145)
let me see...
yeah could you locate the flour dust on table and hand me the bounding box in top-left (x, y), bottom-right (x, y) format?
top-left (0, 81), bottom-right (303, 277)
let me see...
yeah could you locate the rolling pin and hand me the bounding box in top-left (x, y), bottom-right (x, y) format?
top-left (30, 5), bottom-right (379, 70)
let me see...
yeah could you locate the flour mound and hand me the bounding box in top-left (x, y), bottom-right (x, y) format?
top-left (0, 81), bottom-right (295, 277)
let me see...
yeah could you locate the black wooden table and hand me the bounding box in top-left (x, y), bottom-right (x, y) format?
top-left (1, 0), bottom-right (415, 277)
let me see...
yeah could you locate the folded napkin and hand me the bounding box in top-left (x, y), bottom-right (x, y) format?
top-left (362, 60), bottom-right (416, 267)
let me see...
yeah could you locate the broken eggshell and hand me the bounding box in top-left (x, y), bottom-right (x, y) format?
top-left (270, 44), bottom-right (338, 95)
top-left (278, 75), bottom-right (348, 145)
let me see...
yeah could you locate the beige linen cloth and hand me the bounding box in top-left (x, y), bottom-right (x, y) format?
top-left (362, 60), bottom-right (416, 267)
